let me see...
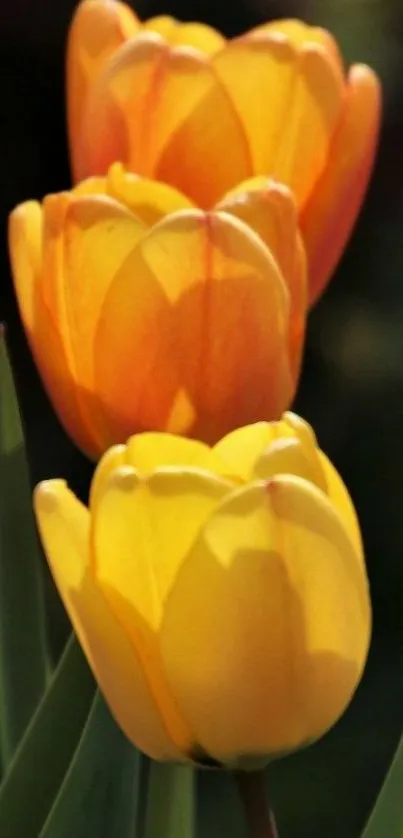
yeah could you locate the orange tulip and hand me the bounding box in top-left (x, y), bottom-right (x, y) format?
top-left (9, 164), bottom-right (306, 459)
top-left (67, 1), bottom-right (381, 303)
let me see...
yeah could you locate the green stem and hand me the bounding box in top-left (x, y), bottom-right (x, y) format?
top-left (234, 770), bottom-right (279, 838)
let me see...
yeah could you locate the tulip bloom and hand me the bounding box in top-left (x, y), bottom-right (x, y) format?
top-left (34, 412), bottom-right (370, 765)
top-left (67, 0), bottom-right (381, 302)
top-left (9, 164), bottom-right (306, 459)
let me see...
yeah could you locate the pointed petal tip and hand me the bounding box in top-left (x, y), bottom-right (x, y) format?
top-left (34, 480), bottom-right (68, 513)
top-left (107, 465), bottom-right (140, 491)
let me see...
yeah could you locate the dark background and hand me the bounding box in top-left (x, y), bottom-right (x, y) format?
top-left (1, 1), bottom-right (402, 836)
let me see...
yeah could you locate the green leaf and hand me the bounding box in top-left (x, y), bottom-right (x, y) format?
top-left (0, 635), bottom-right (95, 838)
top-left (0, 328), bottom-right (49, 771)
top-left (143, 760), bottom-right (195, 838)
top-left (361, 731), bottom-right (403, 838)
top-left (39, 692), bottom-right (141, 838)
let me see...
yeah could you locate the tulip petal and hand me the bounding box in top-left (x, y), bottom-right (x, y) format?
top-left (143, 15), bottom-right (178, 39)
top-left (300, 65), bottom-right (381, 303)
top-left (8, 202), bottom-right (97, 455)
top-left (90, 444), bottom-right (127, 510)
top-left (93, 466), bottom-right (230, 628)
top-left (89, 434), bottom-right (230, 510)
top-left (34, 480), bottom-right (181, 760)
top-left (249, 19), bottom-right (344, 69)
top-left (107, 162), bottom-right (194, 224)
top-left (145, 17), bottom-right (225, 55)
top-left (217, 180), bottom-right (307, 378)
top-left (92, 466), bottom-right (231, 753)
top-left (214, 415), bottom-right (320, 481)
top-left (167, 22), bottom-right (225, 55)
top-left (160, 477), bottom-right (370, 762)
top-left (214, 422), bottom-right (277, 481)
top-left (95, 210), bottom-right (292, 444)
top-left (319, 451), bottom-right (364, 566)
top-left (213, 34), bottom-right (344, 205)
top-left (73, 175), bottom-right (108, 195)
top-left (42, 194), bottom-right (147, 452)
top-left (253, 437), bottom-right (327, 492)
top-left (67, 0), bottom-right (140, 181)
top-left (125, 433), bottom-right (228, 476)
top-left (83, 35), bottom-right (252, 205)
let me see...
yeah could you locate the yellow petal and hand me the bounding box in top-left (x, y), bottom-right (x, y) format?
top-left (300, 65), bottom-right (381, 303)
top-left (319, 451), bottom-right (364, 567)
top-left (93, 466), bottom-right (231, 628)
top-left (82, 35), bottom-right (252, 205)
top-left (143, 15), bottom-right (178, 39)
top-left (34, 479), bottom-right (180, 760)
top-left (214, 422), bottom-right (276, 481)
top-left (90, 434), bottom-right (235, 510)
top-left (253, 437), bottom-right (327, 493)
top-left (125, 433), bottom-right (227, 476)
top-left (283, 410), bottom-right (318, 451)
top-left (160, 476), bottom-right (371, 762)
top-left (8, 202), bottom-right (97, 456)
top-left (217, 179), bottom-right (307, 379)
top-left (212, 33), bottom-right (344, 205)
top-left (67, 0), bottom-right (140, 181)
top-left (73, 175), bottom-right (108, 196)
top-left (92, 466), bottom-right (231, 752)
top-left (94, 209), bottom-right (292, 445)
top-left (90, 444), bottom-right (127, 510)
top-left (41, 193), bottom-right (147, 453)
top-left (107, 162), bottom-right (194, 224)
top-left (168, 22), bottom-right (225, 56)
top-left (213, 418), bottom-right (301, 481)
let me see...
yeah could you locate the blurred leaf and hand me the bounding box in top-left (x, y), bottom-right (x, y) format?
top-left (39, 692), bottom-right (141, 838)
top-left (196, 771), bottom-right (246, 838)
top-left (0, 635), bottom-right (94, 838)
top-left (361, 731), bottom-right (403, 838)
top-left (0, 327), bottom-right (48, 771)
top-left (144, 761), bottom-right (195, 838)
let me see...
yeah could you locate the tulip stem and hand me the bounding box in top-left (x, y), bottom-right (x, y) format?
top-left (235, 770), bottom-right (279, 838)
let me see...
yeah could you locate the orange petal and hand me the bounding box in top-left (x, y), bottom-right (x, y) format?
top-left (107, 162), bottom-right (194, 224)
top-left (41, 193), bottom-right (147, 453)
top-left (94, 209), bottom-right (292, 445)
top-left (300, 65), bottom-right (381, 303)
top-left (145, 16), bottom-right (225, 55)
top-left (249, 19), bottom-right (344, 69)
top-left (67, 0), bottom-right (140, 182)
top-left (213, 34), bottom-right (344, 205)
top-left (82, 35), bottom-right (252, 206)
top-left (8, 201), bottom-right (98, 456)
top-left (217, 180), bottom-right (307, 380)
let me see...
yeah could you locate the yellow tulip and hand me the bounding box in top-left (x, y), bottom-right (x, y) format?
top-left (34, 412), bottom-right (370, 766)
top-left (9, 164), bottom-right (306, 459)
top-left (67, 0), bottom-right (381, 303)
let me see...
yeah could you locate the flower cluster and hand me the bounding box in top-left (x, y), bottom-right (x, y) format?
top-left (9, 0), bottom-right (378, 763)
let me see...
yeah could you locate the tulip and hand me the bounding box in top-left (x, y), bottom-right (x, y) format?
top-left (67, 1), bottom-right (381, 303)
top-left (9, 164), bottom-right (306, 459)
top-left (34, 412), bottom-right (371, 765)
